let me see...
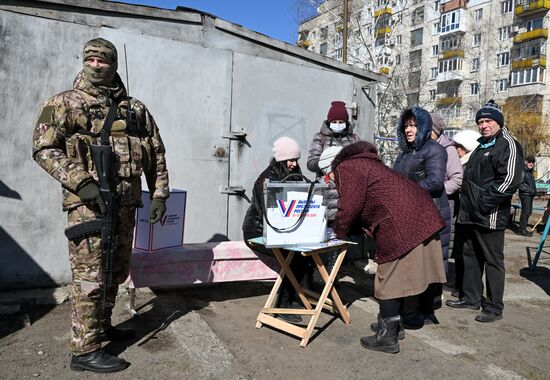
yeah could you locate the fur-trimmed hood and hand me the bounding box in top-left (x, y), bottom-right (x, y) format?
top-left (397, 106), bottom-right (433, 151)
top-left (332, 141), bottom-right (381, 172)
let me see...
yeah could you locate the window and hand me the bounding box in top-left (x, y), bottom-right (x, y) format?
top-left (396, 34), bottom-right (402, 45)
top-left (438, 57), bottom-right (463, 72)
top-left (335, 48), bottom-right (343, 60)
top-left (470, 82), bottom-right (479, 95)
top-left (512, 39), bottom-right (546, 59)
top-left (320, 43), bottom-right (328, 56)
top-left (472, 33), bottom-right (481, 47)
top-left (396, 54), bottom-right (401, 64)
top-left (320, 27), bottom-right (328, 40)
top-left (410, 50), bottom-right (423, 68)
top-left (432, 45), bottom-right (439, 56)
top-left (511, 67), bottom-right (545, 85)
top-left (440, 10), bottom-right (461, 33)
top-left (498, 26), bottom-right (512, 40)
top-left (471, 57), bottom-right (480, 71)
top-left (497, 52), bottom-right (510, 66)
top-left (527, 18), bottom-right (544, 32)
top-left (434, 0), bottom-right (440, 12)
top-left (496, 78), bottom-right (508, 92)
top-left (433, 22), bottom-right (440, 35)
top-left (430, 89), bottom-right (436, 100)
top-left (334, 32), bottom-right (342, 45)
top-left (409, 71), bottom-right (421, 88)
top-left (412, 6), bottom-right (425, 26)
top-left (431, 67), bottom-right (438, 79)
top-left (440, 35), bottom-right (462, 50)
top-left (467, 108), bottom-right (475, 120)
top-left (411, 28), bottom-right (424, 47)
top-left (501, 0), bottom-right (513, 14)
top-left (474, 8), bottom-right (483, 21)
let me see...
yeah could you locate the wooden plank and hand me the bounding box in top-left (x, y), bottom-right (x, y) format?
top-left (256, 313), bottom-right (306, 339)
top-left (261, 308), bottom-right (316, 315)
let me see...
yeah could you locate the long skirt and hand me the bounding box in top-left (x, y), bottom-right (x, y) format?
top-left (375, 235), bottom-right (446, 300)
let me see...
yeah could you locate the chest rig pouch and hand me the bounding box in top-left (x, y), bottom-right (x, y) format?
top-left (67, 93), bottom-right (149, 179)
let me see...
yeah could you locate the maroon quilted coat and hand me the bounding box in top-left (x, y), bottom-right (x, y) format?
top-left (332, 141), bottom-right (446, 264)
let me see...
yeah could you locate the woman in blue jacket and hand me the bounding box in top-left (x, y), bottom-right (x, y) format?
top-left (393, 106), bottom-right (451, 327)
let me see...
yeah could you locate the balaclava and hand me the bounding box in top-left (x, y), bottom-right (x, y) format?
top-left (82, 38), bottom-right (118, 86)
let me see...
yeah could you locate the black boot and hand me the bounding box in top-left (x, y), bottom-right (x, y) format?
top-left (101, 326), bottom-right (137, 341)
top-left (360, 315), bottom-right (400, 354)
top-left (276, 292), bottom-right (302, 324)
top-left (70, 350), bottom-right (129, 373)
top-left (370, 316), bottom-right (405, 340)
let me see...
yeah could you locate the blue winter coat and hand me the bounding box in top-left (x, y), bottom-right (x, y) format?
top-left (393, 106), bottom-right (451, 271)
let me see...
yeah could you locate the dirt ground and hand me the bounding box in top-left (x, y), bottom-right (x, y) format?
top-left (1, 203), bottom-right (550, 380)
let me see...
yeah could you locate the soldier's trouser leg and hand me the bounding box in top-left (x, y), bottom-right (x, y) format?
top-left (100, 206), bottom-right (136, 329)
top-left (68, 206), bottom-right (103, 355)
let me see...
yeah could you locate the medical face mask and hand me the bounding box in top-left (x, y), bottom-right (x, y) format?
top-left (329, 122), bottom-right (346, 133)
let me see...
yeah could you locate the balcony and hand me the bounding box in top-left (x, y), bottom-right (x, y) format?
top-left (296, 40), bottom-right (311, 49)
top-left (440, 0), bottom-right (468, 13)
top-left (513, 28), bottom-right (548, 43)
top-left (439, 50), bottom-right (465, 60)
top-left (511, 55), bottom-right (547, 69)
top-left (374, 7), bottom-right (393, 17)
top-left (375, 26), bottom-right (392, 38)
top-left (379, 66), bottom-right (391, 75)
top-left (515, 0), bottom-right (550, 15)
top-left (436, 96), bottom-right (462, 106)
top-left (437, 70), bottom-right (464, 82)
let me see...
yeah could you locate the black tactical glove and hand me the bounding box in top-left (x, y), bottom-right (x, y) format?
top-left (77, 182), bottom-right (107, 214)
top-left (149, 198), bottom-right (167, 224)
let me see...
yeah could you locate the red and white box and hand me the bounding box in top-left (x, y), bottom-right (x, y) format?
top-left (134, 190), bottom-right (187, 251)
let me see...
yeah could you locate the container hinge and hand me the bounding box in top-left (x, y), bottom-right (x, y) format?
top-left (222, 131), bottom-right (251, 147)
top-left (219, 186), bottom-right (250, 203)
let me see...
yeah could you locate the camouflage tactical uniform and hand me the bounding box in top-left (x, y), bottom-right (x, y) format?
top-left (32, 49), bottom-right (169, 355)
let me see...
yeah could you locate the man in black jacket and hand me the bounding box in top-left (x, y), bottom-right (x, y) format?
top-left (518, 156), bottom-right (537, 236)
top-left (446, 100), bottom-right (523, 323)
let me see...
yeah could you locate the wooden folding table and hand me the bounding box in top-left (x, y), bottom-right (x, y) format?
top-left (249, 238), bottom-right (353, 347)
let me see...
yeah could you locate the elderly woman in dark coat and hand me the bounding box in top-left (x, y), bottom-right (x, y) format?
top-left (328, 141), bottom-right (446, 354)
top-left (393, 106), bottom-right (451, 326)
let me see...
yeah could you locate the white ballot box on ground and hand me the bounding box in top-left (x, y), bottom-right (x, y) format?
top-left (134, 189), bottom-right (187, 251)
top-left (263, 181), bottom-right (328, 247)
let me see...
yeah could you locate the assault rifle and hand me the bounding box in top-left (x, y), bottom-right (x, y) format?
top-left (64, 103), bottom-right (119, 309)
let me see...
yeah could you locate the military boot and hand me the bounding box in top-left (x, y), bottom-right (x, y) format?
top-left (70, 350), bottom-right (129, 373)
top-left (360, 315), bottom-right (401, 354)
top-left (370, 314), bottom-right (405, 340)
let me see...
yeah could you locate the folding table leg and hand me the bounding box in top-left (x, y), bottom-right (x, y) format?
top-left (300, 250), bottom-right (348, 347)
top-left (312, 250), bottom-right (351, 324)
top-left (256, 250), bottom-right (295, 328)
top-left (272, 249), bottom-right (313, 310)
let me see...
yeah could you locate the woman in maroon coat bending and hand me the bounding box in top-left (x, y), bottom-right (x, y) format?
top-left (327, 141), bottom-right (446, 354)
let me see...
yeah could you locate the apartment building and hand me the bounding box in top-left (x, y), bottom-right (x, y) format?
top-left (299, 0), bottom-right (550, 170)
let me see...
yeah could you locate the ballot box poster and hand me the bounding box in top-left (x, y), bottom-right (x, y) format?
top-left (264, 191), bottom-right (327, 247)
top-left (134, 190), bottom-right (187, 251)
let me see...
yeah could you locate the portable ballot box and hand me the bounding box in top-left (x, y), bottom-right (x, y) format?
top-left (263, 181), bottom-right (328, 247)
top-left (134, 189), bottom-right (187, 251)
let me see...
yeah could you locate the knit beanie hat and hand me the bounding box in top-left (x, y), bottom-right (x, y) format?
top-left (318, 146), bottom-right (343, 174)
top-left (476, 100), bottom-right (504, 127)
top-left (526, 155), bottom-right (536, 163)
top-left (430, 113), bottom-right (445, 136)
top-left (453, 129), bottom-right (481, 152)
top-left (327, 101), bottom-right (349, 122)
top-left (83, 38), bottom-right (118, 66)
top-left (272, 137), bottom-right (300, 162)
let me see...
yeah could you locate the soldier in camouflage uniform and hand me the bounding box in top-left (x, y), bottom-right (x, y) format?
top-left (32, 38), bottom-right (169, 373)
